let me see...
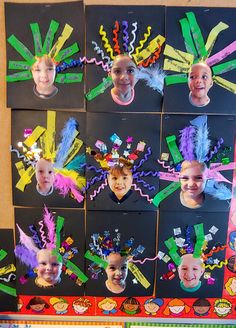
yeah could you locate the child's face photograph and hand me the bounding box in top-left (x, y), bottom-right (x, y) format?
top-left (110, 55), bottom-right (138, 101)
top-left (107, 166), bottom-right (133, 200)
top-left (35, 158), bottom-right (55, 195)
top-left (105, 252), bottom-right (128, 294)
top-left (36, 249), bottom-right (62, 287)
top-left (188, 63), bottom-right (213, 107)
top-left (31, 56), bottom-right (57, 98)
top-left (179, 161), bottom-right (206, 204)
top-left (178, 254), bottom-right (205, 289)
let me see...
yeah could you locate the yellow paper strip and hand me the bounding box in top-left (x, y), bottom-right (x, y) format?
top-left (63, 138), bottom-right (83, 166)
top-left (213, 75), bottom-right (236, 93)
top-left (164, 44), bottom-right (194, 65)
top-left (205, 22), bottom-right (229, 57)
top-left (133, 34), bottom-right (165, 65)
top-left (15, 161), bottom-right (26, 177)
top-left (128, 262), bottom-right (150, 289)
top-left (16, 165), bottom-right (35, 191)
top-left (0, 264), bottom-right (16, 276)
top-left (49, 24), bottom-right (73, 59)
top-left (24, 126), bottom-right (46, 148)
top-left (43, 111), bottom-right (56, 159)
top-left (164, 58), bottom-right (191, 73)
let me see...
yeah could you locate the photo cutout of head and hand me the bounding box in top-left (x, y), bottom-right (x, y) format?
top-left (85, 211), bottom-right (156, 296)
top-left (156, 211), bottom-right (228, 298)
top-left (5, 2), bottom-right (84, 109)
top-left (85, 5), bottom-right (165, 112)
top-left (157, 114), bottom-right (234, 212)
top-left (31, 55), bottom-right (58, 99)
top-left (86, 113), bottom-right (161, 211)
top-left (11, 110), bottom-right (86, 208)
top-left (14, 207), bottom-right (86, 296)
top-left (188, 62), bottom-right (213, 107)
top-left (163, 8), bottom-right (236, 114)
top-left (0, 230), bottom-right (17, 312)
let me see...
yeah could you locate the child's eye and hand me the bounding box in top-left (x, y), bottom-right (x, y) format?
top-left (39, 262), bottom-right (47, 266)
top-left (127, 68), bottom-right (135, 74)
top-left (195, 176), bottom-right (203, 181)
top-left (121, 265), bottom-right (127, 270)
top-left (202, 74), bottom-right (208, 79)
top-left (113, 69), bottom-right (121, 75)
top-left (109, 266), bottom-right (116, 271)
top-left (52, 262), bottom-right (59, 267)
top-left (180, 176), bottom-right (188, 181)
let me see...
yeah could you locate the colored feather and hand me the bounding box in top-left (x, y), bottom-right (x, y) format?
top-left (17, 224), bottom-right (39, 253)
top-left (136, 65), bottom-right (165, 94)
top-left (179, 126), bottom-right (196, 161)
top-left (205, 181), bottom-right (232, 200)
top-left (54, 173), bottom-right (84, 203)
top-left (54, 117), bottom-right (78, 168)
top-left (14, 244), bottom-right (38, 269)
top-left (190, 115), bottom-right (211, 162)
top-left (43, 206), bottom-right (56, 249)
top-left (65, 154), bottom-right (86, 173)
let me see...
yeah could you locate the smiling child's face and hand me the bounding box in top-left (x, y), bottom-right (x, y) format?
top-left (31, 56), bottom-right (56, 95)
top-left (108, 166), bottom-right (133, 200)
top-left (188, 63), bottom-right (213, 106)
top-left (178, 254), bottom-right (205, 289)
top-left (105, 253), bottom-right (128, 294)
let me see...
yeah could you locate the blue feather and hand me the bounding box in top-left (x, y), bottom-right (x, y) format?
top-left (205, 181), bottom-right (232, 200)
top-left (54, 118), bottom-right (78, 168)
top-left (190, 115), bottom-right (211, 162)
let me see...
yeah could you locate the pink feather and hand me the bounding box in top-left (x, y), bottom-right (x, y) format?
top-left (43, 205), bottom-right (56, 249)
top-left (17, 224), bottom-right (39, 253)
top-left (54, 173), bottom-right (84, 203)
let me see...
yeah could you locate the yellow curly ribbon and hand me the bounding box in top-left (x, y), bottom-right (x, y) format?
top-left (15, 163), bottom-right (35, 192)
top-left (213, 76), bottom-right (236, 93)
top-left (128, 262), bottom-right (150, 289)
top-left (23, 126), bottom-right (46, 148)
top-left (49, 24), bottom-right (73, 59)
top-left (99, 25), bottom-right (114, 60)
top-left (63, 138), bottom-right (83, 167)
top-left (204, 259), bottom-right (228, 270)
top-left (0, 264), bottom-right (16, 276)
top-left (133, 26), bottom-right (152, 59)
top-left (164, 58), bottom-right (191, 73)
top-left (133, 34), bottom-right (165, 65)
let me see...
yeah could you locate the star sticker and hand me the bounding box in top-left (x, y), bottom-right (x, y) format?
top-left (86, 146), bottom-right (92, 154)
top-left (213, 258), bottom-right (220, 265)
top-left (132, 278), bottom-right (138, 284)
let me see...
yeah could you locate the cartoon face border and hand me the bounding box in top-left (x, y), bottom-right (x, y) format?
top-left (156, 211), bottom-right (228, 298)
top-left (5, 1), bottom-right (85, 109)
top-left (11, 109), bottom-right (86, 208)
top-left (163, 7), bottom-right (236, 114)
top-left (159, 114), bottom-right (235, 212)
top-left (85, 5), bottom-right (165, 112)
top-left (86, 112), bottom-right (161, 211)
top-left (85, 211), bottom-right (157, 297)
top-left (14, 207), bottom-right (85, 296)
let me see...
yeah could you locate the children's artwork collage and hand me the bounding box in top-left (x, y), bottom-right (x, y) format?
top-left (1, 0), bottom-right (236, 324)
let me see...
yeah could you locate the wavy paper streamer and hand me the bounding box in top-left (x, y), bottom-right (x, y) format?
top-left (133, 26), bottom-right (152, 57)
top-left (122, 21), bottom-right (129, 52)
top-left (92, 41), bottom-right (112, 66)
top-left (133, 176), bottom-right (156, 191)
top-left (157, 159), bottom-right (176, 173)
top-left (202, 245), bottom-right (227, 260)
top-left (204, 259), bottom-right (228, 270)
top-left (132, 146), bottom-right (152, 172)
top-left (99, 25), bottom-right (115, 60)
top-left (0, 273), bottom-right (16, 282)
top-left (10, 145), bottom-right (36, 167)
top-left (90, 179), bottom-right (108, 200)
top-left (131, 254), bottom-right (159, 264)
top-left (80, 56), bottom-right (110, 72)
top-left (140, 45), bottom-right (162, 67)
top-left (83, 172), bottom-right (107, 191)
top-left (113, 21), bottom-right (121, 55)
top-left (38, 220), bottom-right (47, 248)
top-left (134, 171), bottom-right (160, 178)
top-left (129, 22), bottom-right (138, 56)
top-left (132, 183), bottom-right (153, 203)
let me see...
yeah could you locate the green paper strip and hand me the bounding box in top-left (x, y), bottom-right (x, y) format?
top-left (0, 283), bottom-right (16, 297)
top-left (55, 42), bottom-right (79, 62)
top-left (6, 71), bottom-right (32, 82)
top-left (165, 74), bottom-right (188, 86)
top-left (0, 250), bottom-right (7, 261)
top-left (152, 182), bottom-right (181, 207)
top-left (66, 259), bottom-right (88, 283)
top-left (55, 216), bottom-right (65, 252)
top-left (84, 250), bottom-right (108, 269)
top-left (166, 135), bottom-right (183, 164)
top-left (186, 12), bottom-right (208, 59)
top-left (169, 249), bottom-right (182, 266)
top-left (193, 223), bottom-right (205, 258)
top-left (30, 23), bottom-right (43, 56)
top-left (212, 59), bottom-right (236, 75)
top-left (164, 237), bottom-right (178, 251)
top-left (86, 76), bottom-right (113, 101)
top-left (7, 35), bottom-right (35, 65)
top-left (205, 22), bottom-right (229, 58)
top-left (8, 61), bottom-right (31, 70)
top-left (180, 17), bottom-right (198, 58)
top-left (42, 20), bottom-right (60, 54)
top-left (55, 73), bottom-right (83, 83)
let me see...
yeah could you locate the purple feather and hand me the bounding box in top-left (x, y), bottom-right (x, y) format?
top-left (14, 244), bottom-right (38, 269)
top-left (17, 224), bottom-right (39, 253)
top-left (179, 126), bottom-right (196, 161)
